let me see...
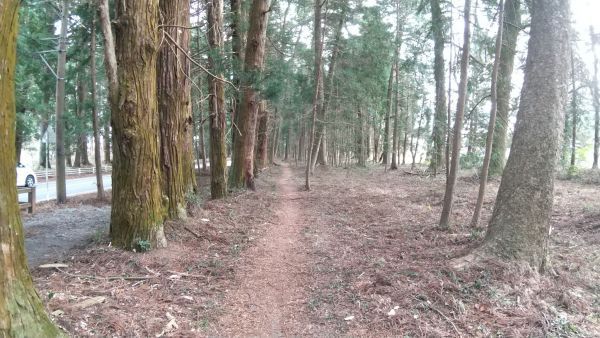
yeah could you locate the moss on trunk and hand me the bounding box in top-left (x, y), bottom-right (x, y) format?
top-left (1, 1), bottom-right (63, 335)
top-left (109, 0), bottom-right (166, 250)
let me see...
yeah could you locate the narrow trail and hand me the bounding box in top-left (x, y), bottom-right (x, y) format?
top-left (214, 164), bottom-right (311, 336)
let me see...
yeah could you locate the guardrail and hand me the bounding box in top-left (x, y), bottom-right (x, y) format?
top-left (18, 187), bottom-right (36, 214)
top-left (34, 166), bottom-right (112, 180)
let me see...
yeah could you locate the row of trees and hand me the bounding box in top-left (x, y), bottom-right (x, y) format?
top-left (0, 0), bottom-right (592, 334)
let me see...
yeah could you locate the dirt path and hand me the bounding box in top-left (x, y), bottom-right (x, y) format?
top-left (214, 164), bottom-right (312, 336)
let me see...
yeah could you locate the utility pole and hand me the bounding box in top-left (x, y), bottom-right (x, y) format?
top-left (55, 0), bottom-right (68, 203)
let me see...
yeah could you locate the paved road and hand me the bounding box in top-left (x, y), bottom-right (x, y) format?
top-left (20, 159), bottom-right (233, 203)
top-left (19, 175), bottom-right (112, 203)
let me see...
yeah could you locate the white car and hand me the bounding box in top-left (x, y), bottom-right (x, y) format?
top-left (16, 163), bottom-right (36, 187)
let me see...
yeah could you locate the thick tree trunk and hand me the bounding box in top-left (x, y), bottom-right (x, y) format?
top-left (206, 0), bottom-right (229, 198)
top-left (489, 0), bottom-right (521, 176)
top-left (0, 1), bottom-right (62, 334)
top-left (100, 0), bottom-right (167, 250)
top-left (429, 0), bottom-right (447, 175)
top-left (158, 0), bottom-right (195, 217)
top-left (439, 0), bottom-right (472, 228)
top-left (91, 8), bottom-right (105, 200)
top-left (466, 0), bottom-right (570, 272)
top-left (470, 0), bottom-right (504, 227)
top-left (230, 0), bottom-right (270, 190)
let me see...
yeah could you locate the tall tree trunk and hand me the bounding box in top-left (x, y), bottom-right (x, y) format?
top-left (383, 63), bottom-right (395, 167)
top-left (308, 0), bottom-right (327, 173)
top-left (319, 4), bottom-right (347, 167)
top-left (569, 46), bottom-right (577, 168)
top-left (194, 29), bottom-right (208, 172)
top-left (592, 26), bottom-right (600, 169)
top-left (230, 0), bottom-right (270, 190)
top-left (206, 0), bottom-right (229, 198)
top-left (55, 0), bottom-right (68, 203)
top-left (100, 0), bottom-right (167, 250)
top-left (373, 115), bottom-right (379, 162)
top-left (230, 0), bottom-right (246, 148)
top-left (357, 108), bottom-right (367, 167)
top-left (256, 101), bottom-right (270, 169)
top-left (159, 0), bottom-right (195, 218)
top-left (489, 0), bottom-right (521, 176)
top-left (439, 0), bottom-right (472, 228)
top-left (462, 0), bottom-right (570, 272)
top-left (429, 0), bottom-right (447, 175)
top-left (39, 118), bottom-right (50, 168)
top-left (391, 1), bottom-right (402, 170)
top-left (306, 0), bottom-right (323, 190)
top-left (74, 75), bottom-right (88, 168)
top-left (446, 5), bottom-right (454, 177)
top-left (103, 123), bottom-right (111, 164)
top-left (91, 7), bottom-right (105, 200)
top-left (268, 108), bottom-right (279, 163)
top-left (470, 0), bottom-right (504, 228)
top-left (0, 1), bottom-right (62, 334)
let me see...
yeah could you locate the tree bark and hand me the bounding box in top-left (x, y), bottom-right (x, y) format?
top-left (256, 101), bottom-right (270, 170)
top-left (308, 0), bottom-right (325, 177)
top-left (103, 123), bottom-right (111, 164)
top-left (569, 46), bottom-right (578, 168)
top-left (306, 0), bottom-right (323, 190)
top-left (489, 0), bottom-right (521, 176)
top-left (391, 1), bottom-right (402, 170)
top-left (74, 75), bottom-right (90, 168)
top-left (0, 1), bottom-right (62, 334)
top-left (229, 0), bottom-right (270, 190)
top-left (439, 0), bottom-right (472, 228)
top-left (470, 0), bottom-right (504, 227)
top-left (592, 27), bottom-right (600, 169)
top-left (55, 0), bottom-right (69, 203)
top-left (468, 0), bottom-right (570, 272)
top-left (230, 0), bottom-right (246, 148)
top-left (158, 0), bottom-right (195, 217)
top-left (383, 64), bottom-right (395, 167)
top-left (206, 0), bottom-right (229, 198)
top-left (429, 0), bottom-right (447, 175)
top-left (91, 7), bottom-right (105, 200)
top-left (100, 0), bottom-right (167, 250)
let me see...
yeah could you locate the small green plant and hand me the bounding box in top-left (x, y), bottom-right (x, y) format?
top-left (196, 318), bottom-right (210, 330)
top-left (567, 165), bottom-right (579, 179)
top-left (136, 239), bottom-right (151, 252)
top-left (470, 227), bottom-right (485, 241)
top-left (185, 191), bottom-right (202, 206)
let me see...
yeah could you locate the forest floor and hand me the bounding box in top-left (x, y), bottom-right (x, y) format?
top-left (30, 163), bottom-right (600, 337)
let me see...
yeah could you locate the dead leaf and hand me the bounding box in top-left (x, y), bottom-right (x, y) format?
top-left (73, 296), bottom-right (106, 309)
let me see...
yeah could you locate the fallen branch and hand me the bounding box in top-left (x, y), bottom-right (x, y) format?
top-left (56, 268), bottom-right (153, 281)
top-left (184, 226), bottom-right (202, 239)
top-left (167, 271), bottom-right (208, 279)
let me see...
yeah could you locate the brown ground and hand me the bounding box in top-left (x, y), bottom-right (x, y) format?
top-left (31, 164), bottom-right (600, 337)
